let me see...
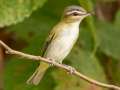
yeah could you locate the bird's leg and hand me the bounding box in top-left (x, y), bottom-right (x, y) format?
top-left (58, 60), bottom-right (63, 64)
top-left (56, 60), bottom-right (76, 74)
top-left (63, 64), bottom-right (76, 74)
top-left (46, 58), bottom-right (55, 66)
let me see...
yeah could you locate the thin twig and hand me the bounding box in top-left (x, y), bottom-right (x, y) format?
top-left (0, 40), bottom-right (120, 90)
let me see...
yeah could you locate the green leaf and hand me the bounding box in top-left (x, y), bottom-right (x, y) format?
top-left (97, 21), bottom-right (120, 60)
top-left (0, 0), bottom-right (47, 27)
top-left (78, 0), bottom-right (99, 55)
top-left (79, 27), bottom-right (94, 51)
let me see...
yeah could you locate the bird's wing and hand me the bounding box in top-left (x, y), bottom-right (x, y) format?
top-left (42, 30), bottom-right (56, 56)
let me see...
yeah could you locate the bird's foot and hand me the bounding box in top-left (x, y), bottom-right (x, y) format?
top-left (47, 58), bottom-right (54, 66)
top-left (63, 64), bottom-right (76, 74)
top-left (58, 61), bottom-right (62, 64)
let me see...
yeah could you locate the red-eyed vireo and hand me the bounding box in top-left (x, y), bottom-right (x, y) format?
top-left (27, 5), bottom-right (91, 85)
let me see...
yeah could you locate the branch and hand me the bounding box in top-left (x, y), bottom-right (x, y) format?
top-left (0, 40), bottom-right (120, 90)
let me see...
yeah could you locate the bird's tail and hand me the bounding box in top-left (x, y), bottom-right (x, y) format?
top-left (26, 62), bottom-right (49, 85)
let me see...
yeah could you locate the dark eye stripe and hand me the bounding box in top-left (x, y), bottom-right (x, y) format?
top-left (66, 11), bottom-right (83, 16)
top-left (67, 11), bottom-right (78, 14)
top-left (72, 12), bottom-right (80, 16)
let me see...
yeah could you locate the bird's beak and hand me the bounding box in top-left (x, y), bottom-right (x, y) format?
top-left (85, 11), bottom-right (94, 17)
top-left (86, 11), bottom-right (94, 16)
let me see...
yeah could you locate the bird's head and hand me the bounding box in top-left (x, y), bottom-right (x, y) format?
top-left (62, 5), bottom-right (92, 23)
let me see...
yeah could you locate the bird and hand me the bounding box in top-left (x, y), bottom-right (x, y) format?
top-left (27, 5), bottom-right (91, 85)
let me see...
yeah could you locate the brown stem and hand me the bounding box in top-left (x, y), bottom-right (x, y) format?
top-left (0, 40), bottom-right (120, 90)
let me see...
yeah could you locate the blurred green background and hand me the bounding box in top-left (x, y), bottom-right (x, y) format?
top-left (0, 0), bottom-right (120, 90)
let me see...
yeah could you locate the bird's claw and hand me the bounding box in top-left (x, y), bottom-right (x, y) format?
top-left (50, 63), bottom-right (54, 66)
top-left (63, 64), bottom-right (76, 74)
top-left (68, 66), bottom-right (76, 74)
top-left (47, 58), bottom-right (54, 66)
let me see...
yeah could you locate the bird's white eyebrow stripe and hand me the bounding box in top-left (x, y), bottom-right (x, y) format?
top-left (67, 8), bottom-right (84, 12)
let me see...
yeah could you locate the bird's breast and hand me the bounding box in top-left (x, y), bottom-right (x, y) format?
top-left (58, 26), bottom-right (79, 46)
top-left (44, 24), bottom-right (79, 62)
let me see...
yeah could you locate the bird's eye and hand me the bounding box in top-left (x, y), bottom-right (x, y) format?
top-left (72, 12), bottom-right (79, 16)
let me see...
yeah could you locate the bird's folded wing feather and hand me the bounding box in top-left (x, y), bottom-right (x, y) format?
top-left (42, 30), bottom-right (56, 56)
